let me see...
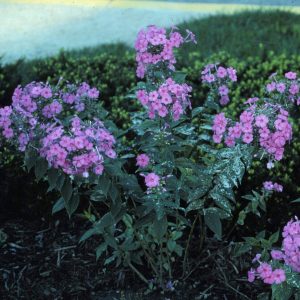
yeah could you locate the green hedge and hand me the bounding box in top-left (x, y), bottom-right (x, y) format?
top-left (1, 49), bottom-right (300, 219)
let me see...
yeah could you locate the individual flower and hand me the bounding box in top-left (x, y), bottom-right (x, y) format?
top-left (272, 269), bottom-right (286, 284)
top-left (144, 172), bottom-right (160, 188)
top-left (136, 154), bottom-right (150, 168)
top-left (271, 250), bottom-right (284, 260)
top-left (285, 71), bottom-right (297, 80)
top-left (247, 269), bottom-right (256, 283)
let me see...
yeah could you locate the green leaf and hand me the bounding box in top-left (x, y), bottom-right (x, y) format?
top-left (61, 177), bottom-right (73, 203)
top-left (47, 168), bottom-right (60, 191)
top-left (285, 268), bottom-right (300, 288)
top-left (98, 175), bottom-right (111, 197)
top-left (56, 173), bottom-right (65, 190)
top-left (173, 244), bottom-right (183, 256)
top-left (192, 106), bottom-right (204, 118)
top-left (52, 197), bottom-right (64, 214)
top-left (153, 216), bottom-right (168, 241)
top-left (80, 227), bottom-right (98, 243)
top-left (109, 185), bottom-right (119, 203)
top-left (204, 208), bottom-right (222, 239)
top-left (104, 254), bottom-right (116, 266)
top-left (35, 158), bottom-right (48, 181)
top-left (271, 282), bottom-right (292, 300)
top-left (24, 149), bottom-right (37, 171)
top-left (291, 198), bottom-right (300, 203)
top-left (173, 71), bottom-right (187, 83)
top-left (120, 175), bottom-right (142, 194)
top-left (79, 213), bottom-right (114, 243)
top-left (65, 193), bottom-right (80, 216)
top-left (167, 240), bottom-right (176, 252)
top-left (134, 213), bottom-right (155, 229)
top-left (232, 242), bottom-right (252, 257)
top-left (104, 234), bottom-right (118, 249)
top-left (209, 187), bottom-right (232, 213)
top-left (96, 243), bottom-right (107, 260)
top-left (269, 231), bottom-right (279, 244)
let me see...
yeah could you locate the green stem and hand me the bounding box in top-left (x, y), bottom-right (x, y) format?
top-left (159, 242), bottom-right (163, 287)
top-left (182, 214), bottom-right (198, 277)
top-left (199, 214), bottom-right (205, 253)
top-left (128, 262), bottom-right (149, 285)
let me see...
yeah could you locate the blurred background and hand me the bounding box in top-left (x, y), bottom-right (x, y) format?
top-left (0, 0), bottom-right (300, 63)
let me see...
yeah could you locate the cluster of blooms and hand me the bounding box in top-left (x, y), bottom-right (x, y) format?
top-left (0, 106), bottom-right (14, 140)
top-left (136, 78), bottom-right (192, 121)
top-left (281, 217), bottom-right (300, 272)
top-left (40, 117), bottom-right (116, 176)
top-left (212, 104), bottom-right (292, 162)
top-left (0, 82), bottom-right (116, 177)
top-left (266, 71), bottom-right (300, 105)
top-left (263, 181), bottom-right (283, 192)
top-left (136, 155), bottom-right (162, 189)
top-left (248, 259), bottom-right (286, 285)
top-left (201, 64), bottom-right (237, 106)
top-left (135, 25), bottom-right (196, 78)
top-left (248, 217), bottom-right (300, 286)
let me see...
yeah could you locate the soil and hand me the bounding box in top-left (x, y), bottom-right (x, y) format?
top-left (0, 170), bottom-right (262, 300)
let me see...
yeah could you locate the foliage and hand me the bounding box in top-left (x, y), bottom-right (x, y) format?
top-left (1, 24), bottom-right (300, 299)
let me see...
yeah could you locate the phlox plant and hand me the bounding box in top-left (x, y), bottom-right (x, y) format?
top-left (246, 217), bottom-right (300, 300)
top-left (1, 24), bottom-right (300, 297)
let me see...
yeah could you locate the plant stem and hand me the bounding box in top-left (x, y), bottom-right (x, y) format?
top-left (182, 214), bottom-right (198, 277)
top-left (128, 262), bottom-right (149, 285)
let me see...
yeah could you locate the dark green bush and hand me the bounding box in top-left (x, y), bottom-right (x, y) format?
top-left (2, 50), bottom-right (300, 199)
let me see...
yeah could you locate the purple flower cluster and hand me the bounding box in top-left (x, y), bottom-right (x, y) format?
top-left (0, 82), bottom-right (116, 177)
top-left (201, 64), bottom-right (237, 106)
top-left (249, 217), bottom-right (300, 287)
top-left (248, 263), bottom-right (286, 285)
top-left (266, 71), bottom-right (300, 105)
top-left (136, 78), bottom-right (192, 121)
top-left (212, 103), bottom-right (292, 162)
top-left (0, 106), bottom-right (14, 140)
top-left (40, 117), bottom-right (116, 176)
top-left (281, 218), bottom-right (300, 272)
top-left (263, 181), bottom-right (283, 192)
top-left (135, 25), bottom-right (196, 78)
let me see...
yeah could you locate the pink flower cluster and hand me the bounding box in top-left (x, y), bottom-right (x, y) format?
top-left (135, 25), bottom-right (196, 78)
top-left (0, 82), bottom-right (116, 177)
top-left (263, 181), bottom-right (283, 192)
top-left (266, 71), bottom-right (300, 105)
top-left (136, 78), bottom-right (192, 121)
top-left (248, 263), bottom-right (286, 285)
top-left (0, 106), bottom-right (14, 140)
top-left (40, 117), bottom-right (116, 176)
top-left (12, 82), bottom-right (99, 120)
top-left (281, 218), bottom-right (300, 272)
top-left (249, 217), bottom-right (300, 287)
top-left (212, 104), bottom-right (292, 162)
top-left (201, 64), bottom-right (237, 106)
top-left (212, 112), bottom-right (227, 143)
